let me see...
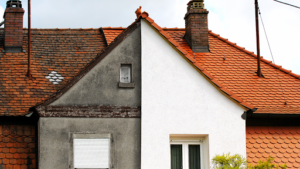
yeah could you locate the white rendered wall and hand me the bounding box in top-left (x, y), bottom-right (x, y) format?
top-left (141, 20), bottom-right (246, 169)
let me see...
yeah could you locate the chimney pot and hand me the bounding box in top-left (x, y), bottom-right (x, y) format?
top-left (184, 0), bottom-right (209, 53)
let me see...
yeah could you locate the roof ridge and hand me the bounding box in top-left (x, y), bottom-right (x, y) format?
top-left (21, 28), bottom-right (100, 30)
top-left (208, 31), bottom-right (300, 80)
top-left (141, 13), bottom-right (254, 110)
top-left (102, 27), bottom-right (127, 30)
top-left (162, 28), bottom-right (185, 31)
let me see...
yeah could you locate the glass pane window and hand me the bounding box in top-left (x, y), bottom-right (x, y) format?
top-left (189, 145), bottom-right (200, 169)
top-left (171, 145), bottom-right (183, 169)
top-left (74, 138), bottom-right (110, 169)
top-left (170, 141), bottom-right (202, 169)
top-left (120, 64), bottom-right (131, 83)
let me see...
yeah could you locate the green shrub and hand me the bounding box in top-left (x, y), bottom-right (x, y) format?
top-left (211, 154), bottom-right (287, 169)
top-left (212, 153), bottom-right (247, 169)
top-left (248, 156), bottom-right (287, 169)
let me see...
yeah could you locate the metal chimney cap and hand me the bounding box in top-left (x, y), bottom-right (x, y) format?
top-left (6, 0), bottom-right (22, 8)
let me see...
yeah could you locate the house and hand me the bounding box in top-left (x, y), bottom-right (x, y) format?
top-left (1, 0), bottom-right (300, 169)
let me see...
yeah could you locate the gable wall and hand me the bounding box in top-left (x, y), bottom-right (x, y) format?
top-left (38, 26), bottom-right (142, 169)
top-left (141, 20), bottom-right (246, 169)
top-left (51, 26), bottom-right (141, 106)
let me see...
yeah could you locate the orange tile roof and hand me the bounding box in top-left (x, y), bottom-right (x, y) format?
top-left (0, 28), bottom-right (106, 116)
top-left (0, 125), bottom-right (36, 169)
top-left (102, 27), bottom-right (125, 45)
top-left (1, 11), bottom-right (300, 115)
top-left (137, 12), bottom-right (300, 114)
top-left (247, 126), bottom-right (300, 168)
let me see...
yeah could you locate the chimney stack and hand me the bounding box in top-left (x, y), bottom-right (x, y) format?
top-left (4, 0), bottom-right (24, 53)
top-left (184, 0), bottom-right (209, 53)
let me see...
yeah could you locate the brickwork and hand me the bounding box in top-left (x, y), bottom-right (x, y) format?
top-left (0, 125), bottom-right (36, 169)
top-left (4, 7), bottom-right (24, 48)
top-left (37, 106), bottom-right (141, 117)
top-left (184, 8), bottom-right (209, 52)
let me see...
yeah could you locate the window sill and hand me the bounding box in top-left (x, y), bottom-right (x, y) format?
top-left (119, 82), bottom-right (135, 88)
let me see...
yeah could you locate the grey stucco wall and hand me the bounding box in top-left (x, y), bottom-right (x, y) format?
top-left (39, 118), bottom-right (141, 169)
top-left (51, 26), bottom-right (141, 106)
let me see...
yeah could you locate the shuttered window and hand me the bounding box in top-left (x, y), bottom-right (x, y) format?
top-left (74, 138), bottom-right (110, 169)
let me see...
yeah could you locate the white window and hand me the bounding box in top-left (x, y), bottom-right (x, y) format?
top-left (120, 64), bottom-right (131, 83)
top-left (170, 140), bottom-right (203, 169)
top-left (72, 134), bottom-right (111, 169)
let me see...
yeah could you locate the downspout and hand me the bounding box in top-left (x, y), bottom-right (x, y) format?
top-left (27, 0), bottom-right (32, 78)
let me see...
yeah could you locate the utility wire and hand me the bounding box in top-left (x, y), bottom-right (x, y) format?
top-left (274, 0), bottom-right (300, 9)
top-left (258, 6), bottom-right (288, 105)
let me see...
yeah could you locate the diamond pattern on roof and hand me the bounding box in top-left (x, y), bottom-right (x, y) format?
top-left (45, 71), bottom-right (64, 85)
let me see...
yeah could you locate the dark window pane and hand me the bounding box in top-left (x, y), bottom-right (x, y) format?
top-left (171, 145), bottom-right (182, 169)
top-left (189, 145), bottom-right (200, 169)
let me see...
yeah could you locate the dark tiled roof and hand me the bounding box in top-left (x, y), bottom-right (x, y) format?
top-left (0, 28), bottom-right (106, 116)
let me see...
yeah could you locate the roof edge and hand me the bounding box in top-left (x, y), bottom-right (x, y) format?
top-left (141, 14), bottom-right (254, 110)
top-left (209, 31), bottom-right (300, 80)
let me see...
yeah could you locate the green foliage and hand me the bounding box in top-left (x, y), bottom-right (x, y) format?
top-left (211, 154), bottom-right (287, 169)
top-left (212, 153), bottom-right (247, 169)
top-left (248, 156), bottom-right (287, 169)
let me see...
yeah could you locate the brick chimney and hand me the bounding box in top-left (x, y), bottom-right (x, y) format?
top-left (4, 0), bottom-right (24, 53)
top-left (184, 0), bottom-right (209, 53)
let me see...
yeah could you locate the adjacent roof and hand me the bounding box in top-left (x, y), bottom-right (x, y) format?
top-left (0, 125), bottom-right (36, 168)
top-left (247, 126), bottom-right (300, 168)
top-left (1, 11), bottom-right (300, 116)
top-left (0, 28), bottom-right (106, 116)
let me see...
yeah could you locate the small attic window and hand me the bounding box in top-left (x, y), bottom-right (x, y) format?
top-left (119, 64), bottom-right (134, 88)
top-left (120, 64), bottom-right (131, 83)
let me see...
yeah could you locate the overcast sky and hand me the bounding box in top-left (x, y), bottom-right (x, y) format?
top-left (0, 0), bottom-right (299, 74)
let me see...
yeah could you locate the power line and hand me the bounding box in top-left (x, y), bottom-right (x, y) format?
top-left (274, 0), bottom-right (300, 9)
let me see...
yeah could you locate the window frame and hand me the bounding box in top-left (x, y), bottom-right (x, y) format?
top-left (69, 133), bottom-right (114, 169)
top-left (119, 63), bottom-right (135, 88)
top-left (170, 139), bottom-right (204, 169)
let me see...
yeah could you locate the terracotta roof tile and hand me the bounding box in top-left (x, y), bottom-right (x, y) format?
top-left (247, 126), bottom-right (300, 168)
top-left (102, 27), bottom-right (125, 45)
top-left (2, 10), bottom-right (300, 115)
top-left (163, 29), bottom-right (300, 114)
top-left (0, 28), bottom-right (106, 116)
top-left (0, 125), bottom-right (36, 168)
